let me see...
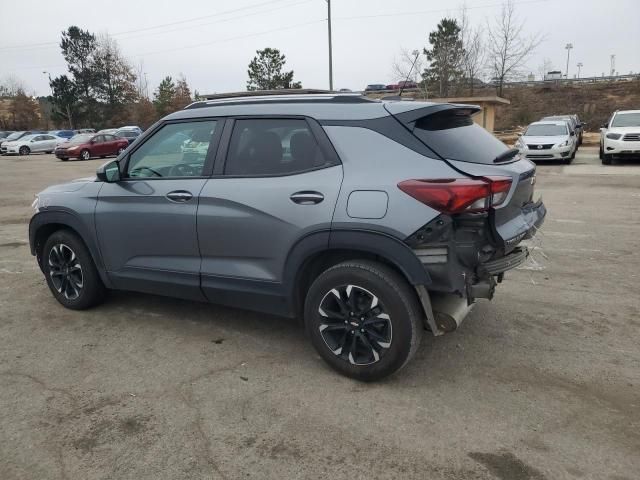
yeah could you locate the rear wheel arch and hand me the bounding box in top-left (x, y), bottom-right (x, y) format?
top-left (285, 229), bottom-right (430, 317)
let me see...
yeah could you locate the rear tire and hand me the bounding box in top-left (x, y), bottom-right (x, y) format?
top-left (42, 230), bottom-right (106, 310)
top-left (19, 146), bottom-right (30, 156)
top-left (80, 149), bottom-right (90, 161)
top-left (304, 260), bottom-right (422, 381)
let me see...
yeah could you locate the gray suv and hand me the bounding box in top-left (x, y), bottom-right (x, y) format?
top-left (29, 93), bottom-right (546, 381)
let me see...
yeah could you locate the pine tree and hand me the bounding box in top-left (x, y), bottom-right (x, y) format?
top-left (246, 48), bottom-right (301, 91)
top-left (423, 19), bottom-right (464, 97)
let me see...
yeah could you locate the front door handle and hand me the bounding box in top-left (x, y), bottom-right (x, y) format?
top-left (166, 190), bottom-right (193, 202)
top-left (290, 191), bottom-right (324, 205)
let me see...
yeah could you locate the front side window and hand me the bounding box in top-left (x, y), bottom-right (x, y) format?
top-left (225, 118), bottom-right (330, 176)
top-left (127, 121), bottom-right (217, 178)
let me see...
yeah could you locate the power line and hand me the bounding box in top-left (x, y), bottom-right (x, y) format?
top-left (0, 0), bottom-right (295, 52)
top-left (335, 0), bottom-right (549, 21)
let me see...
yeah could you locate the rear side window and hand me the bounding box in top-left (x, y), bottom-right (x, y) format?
top-left (225, 118), bottom-right (333, 176)
top-left (411, 109), bottom-right (509, 164)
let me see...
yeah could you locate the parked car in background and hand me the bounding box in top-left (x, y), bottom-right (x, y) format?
top-left (49, 130), bottom-right (76, 140)
top-left (385, 84), bottom-right (400, 90)
top-left (0, 130), bottom-right (48, 153)
top-left (1, 133), bottom-right (63, 155)
top-left (542, 115), bottom-right (584, 145)
top-left (364, 84), bottom-right (387, 92)
top-left (599, 109), bottom-right (640, 165)
top-left (77, 128), bottom-right (96, 134)
top-left (515, 121), bottom-right (577, 163)
top-left (97, 128), bottom-right (118, 135)
top-left (30, 93), bottom-right (546, 381)
top-left (54, 133), bottom-right (128, 161)
top-left (0, 131), bottom-right (14, 140)
top-left (115, 127), bottom-right (142, 145)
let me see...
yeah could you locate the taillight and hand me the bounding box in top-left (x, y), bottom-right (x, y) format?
top-left (397, 176), bottom-right (512, 214)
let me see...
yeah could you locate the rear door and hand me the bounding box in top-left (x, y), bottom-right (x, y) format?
top-left (95, 119), bottom-right (222, 300)
top-left (196, 117), bottom-right (343, 309)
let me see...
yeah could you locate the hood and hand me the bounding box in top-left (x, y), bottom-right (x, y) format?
top-left (608, 126), bottom-right (640, 133)
top-left (39, 177), bottom-right (96, 194)
top-left (520, 135), bottom-right (568, 144)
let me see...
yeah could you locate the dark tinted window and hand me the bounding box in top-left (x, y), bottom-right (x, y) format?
top-left (225, 119), bottom-right (332, 176)
top-left (411, 110), bottom-right (509, 164)
top-left (104, 135), bottom-right (116, 141)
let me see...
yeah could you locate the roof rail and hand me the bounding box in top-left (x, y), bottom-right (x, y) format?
top-left (184, 89), bottom-right (377, 109)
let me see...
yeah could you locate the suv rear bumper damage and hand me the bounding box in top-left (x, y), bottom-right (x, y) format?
top-left (408, 200), bottom-right (546, 336)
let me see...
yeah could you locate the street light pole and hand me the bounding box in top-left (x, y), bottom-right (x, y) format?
top-left (576, 62), bottom-right (583, 79)
top-left (565, 43), bottom-right (573, 79)
top-left (326, 0), bottom-right (333, 91)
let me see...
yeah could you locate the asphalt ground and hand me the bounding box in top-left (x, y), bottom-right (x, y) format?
top-left (1, 147), bottom-right (639, 479)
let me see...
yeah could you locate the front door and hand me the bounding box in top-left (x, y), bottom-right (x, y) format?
top-left (197, 117), bottom-right (343, 313)
top-left (95, 119), bottom-right (221, 300)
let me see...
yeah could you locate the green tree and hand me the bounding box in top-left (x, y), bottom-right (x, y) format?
top-left (60, 26), bottom-right (98, 124)
top-left (423, 18), bottom-right (464, 97)
top-left (246, 48), bottom-right (301, 91)
top-left (49, 75), bottom-right (78, 128)
top-left (153, 76), bottom-right (176, 117)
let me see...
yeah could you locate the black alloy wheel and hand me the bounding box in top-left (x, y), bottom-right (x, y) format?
top-left (317, 284), bottom-right (392, 366)
top-left (48, 243), bottom-right (84, 301)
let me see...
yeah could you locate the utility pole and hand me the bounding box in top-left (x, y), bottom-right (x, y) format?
top-left (576, 62), bottom-right (583, 78)
top-left (564, 43), bottom-right (573, 79)
top-left (326, 0), bottom-right (333, 91)
top-left (610, 54), bottom-right (616, 77)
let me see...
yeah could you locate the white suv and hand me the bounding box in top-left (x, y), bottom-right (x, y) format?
top-left (600, 110), bottom-right (640, 165)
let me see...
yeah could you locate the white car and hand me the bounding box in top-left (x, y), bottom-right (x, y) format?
top-left (600, 110), bottom-right (640, 165)
top-left (1, 134), bottom-right (63, 156)
top-left (515, 121), bottom-right (577, 164)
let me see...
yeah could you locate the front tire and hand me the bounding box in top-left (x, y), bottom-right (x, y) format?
top-left (304, 260), bottom-right (422, 381)
top-left (602, 153), bottom-right (613, 165)
top-left (19, 146), bottom-right (30, 156)
top-left (80, 149), bottom-right (90, 161)
top-left (42, 230), bottom-right (105, 310)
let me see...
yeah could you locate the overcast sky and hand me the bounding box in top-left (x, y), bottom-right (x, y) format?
top-left (1, 0), bottom-right (638, 97)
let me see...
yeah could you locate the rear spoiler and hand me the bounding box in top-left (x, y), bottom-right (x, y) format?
top-left (384, 103), bottom-right (482, 127)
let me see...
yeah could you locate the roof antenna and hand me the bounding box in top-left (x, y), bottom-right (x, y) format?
top-left (399, 50), bottom-right (421, 98)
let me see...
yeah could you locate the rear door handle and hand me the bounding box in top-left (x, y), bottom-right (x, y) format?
top-left (166, 190), bottom-right (193, 203)
top-left (290, 191), bottom-right (324, 205)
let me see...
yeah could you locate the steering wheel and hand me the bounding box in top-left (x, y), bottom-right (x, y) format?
top-left (168, 163), bottom-right (198, 177)
top-left (129, 166), bottom-right (162, 177)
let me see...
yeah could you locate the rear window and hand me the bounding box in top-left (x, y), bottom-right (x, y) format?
top-left (411, 109), bottom-right (508, 164)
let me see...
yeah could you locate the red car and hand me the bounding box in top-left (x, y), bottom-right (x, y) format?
top-left (54, 133), bottom-right (129, 161)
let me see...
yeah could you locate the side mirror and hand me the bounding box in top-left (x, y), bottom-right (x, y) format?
top-left (570, 131), bottom-right (575, 136)
top-left (601, 123), bottom-right (608, 129)
top-left (96, 160), bottom-right (121, 183)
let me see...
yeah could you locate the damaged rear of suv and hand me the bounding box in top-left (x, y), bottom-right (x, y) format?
top-left (29, 93), bottom-right (545, 381)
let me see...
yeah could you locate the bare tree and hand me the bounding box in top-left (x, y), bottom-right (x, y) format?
top-left (391, 48), bottom-right (428, 97)
top-left (537, 58), bottom-right (554, 81)
top-left (459, 6), bottom-right (485, 95)
top-left (485, 0), bottom-right (542, 96)
top-left (0, 75), bottom-right (27, 97)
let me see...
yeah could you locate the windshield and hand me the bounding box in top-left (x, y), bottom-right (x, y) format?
top-left (118, 131), bottom-right (138, 138)
top-left (5, 132), bottom-right (25, 141)
top-left (67, 134), bottom-right (94, 145)
top-left (611, 113), bottom-right (640, 127)
top-left (524, 124), bottom-right (568, 136)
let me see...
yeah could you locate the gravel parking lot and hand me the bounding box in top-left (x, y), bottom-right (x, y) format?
top-left (1, 148), bottom-right (639, 479)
